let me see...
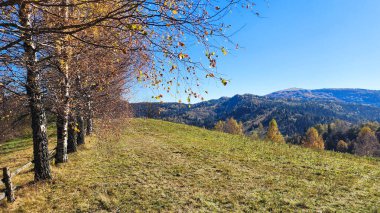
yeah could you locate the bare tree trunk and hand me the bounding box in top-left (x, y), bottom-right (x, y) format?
top-left (56, 111), bottom-right (68, 163)
top-left (86, 97), bottom-right (93, 135)
top-left (19, 2), bottom-right (51, 181)
top-left (74, 74), bottom-right (86, 145)
top-left (55, 85), bottom-right (69, 163)
top-left (67, 114), bottom-right (77, 153)
top-left (55, 0), bottom-right (70, 163)
top-left (77, 115), bottom-right (85, 145)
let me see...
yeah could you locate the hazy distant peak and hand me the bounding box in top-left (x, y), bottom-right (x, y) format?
top-left (266, 88), bottom-right (380, 107)
top-left (279, 87), bottom-right (305, 92)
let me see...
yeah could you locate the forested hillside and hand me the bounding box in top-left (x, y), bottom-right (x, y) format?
top-left (132, 93), bottom-right (380, 136)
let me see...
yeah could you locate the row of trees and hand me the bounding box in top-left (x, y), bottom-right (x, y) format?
top-left (271, 119), bottom-right (380, 156)
top-left (302, 124), bottom-right (380, 157)
top-left (287, 121), bottom-right (380, 156)
top-left (215, 118), bottom-right (286, 143)
top-left (1, 0), bottom-right (254, 181)
top-left (216, 118), bottom-right (380, 157)
top-left (214, 118), bottom-right (244, 135)
top-left (312, 121), bottom-right (380, 156)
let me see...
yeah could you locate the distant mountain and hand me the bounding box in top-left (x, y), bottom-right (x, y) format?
top-left (266, 88), bottom-right (380, 107)
top-left (132, 91), bottom-right (380, 136)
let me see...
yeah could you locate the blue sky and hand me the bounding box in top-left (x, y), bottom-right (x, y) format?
top-left (132, 0), bottom-right (380, 102)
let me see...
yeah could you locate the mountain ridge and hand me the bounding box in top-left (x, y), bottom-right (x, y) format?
top-left (265, 88), bottom-right (380, 107)
top-left (132, 88), bottom-right (380, 136)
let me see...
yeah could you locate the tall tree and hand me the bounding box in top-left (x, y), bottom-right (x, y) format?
top-left (303, 127), bottom-right (325, 150)
top-left (266, 119), bottom-right (285, 143)
top-left (19, 2), bottom-right (52, 180)
top-left (354, 127), bottom-right (380, 156)
top-left (224, 118), bottom-right (243, 135)
top-left (55, 0), bottom-right (71, 164)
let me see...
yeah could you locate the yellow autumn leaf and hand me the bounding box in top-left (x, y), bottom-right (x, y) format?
top-left (221, 78), bottom-right (228, 86)
top-left (178, 53), bottom-right (188, 59)
top-left (172, 10), bottom-right (178, 15)
top-left (221, 47), bottom-right (228, 56)
top-left (206, 73), bottom-right (215, 78)
top-left (155, 94), bottom-right (163, 100)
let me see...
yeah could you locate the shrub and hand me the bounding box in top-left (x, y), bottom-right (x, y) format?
top-left (336, 140), bottom-right (348, 152)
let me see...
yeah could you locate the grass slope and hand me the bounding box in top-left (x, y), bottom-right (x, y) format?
top-left (1, 119), bottom-right (379, 212)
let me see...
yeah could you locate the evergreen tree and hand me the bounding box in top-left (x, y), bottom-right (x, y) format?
top-left (266, 119), bottom-right (285, 143)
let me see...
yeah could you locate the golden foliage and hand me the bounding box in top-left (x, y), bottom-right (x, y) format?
top-left (358, 126), bottom-right (375, 139)
top-left (303, 127), bottom-right (325, 150)
top-left (354, 126), bottom-right (380, 156)
top-left (214, 120), bottom-right (225, 132)
top-left (214, 118), bottom-right (243, 135)
top-left (266, 119), bottom-right (285, 143)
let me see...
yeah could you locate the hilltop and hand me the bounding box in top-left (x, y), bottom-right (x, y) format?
top-left (1, 119), bottom-right (379, 212)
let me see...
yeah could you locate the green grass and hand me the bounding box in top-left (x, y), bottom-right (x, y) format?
top-left (1, 119), bottom-right (380, 212)
top-left (0, 125), bottom-right (56, 155)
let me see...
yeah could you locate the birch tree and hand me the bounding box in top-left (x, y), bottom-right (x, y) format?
top-left (1, 0), bottom-right (254, 180)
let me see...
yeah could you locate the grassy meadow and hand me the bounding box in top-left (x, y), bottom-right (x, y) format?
top-left (0, 119), bottom-right (379, 212)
